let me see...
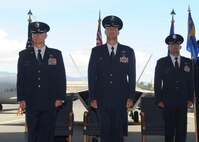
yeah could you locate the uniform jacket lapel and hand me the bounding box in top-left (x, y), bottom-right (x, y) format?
top-left (180, 57), bottom-right (185, 71)
top-left (116, 43), bottom-right (122, 58)
top-left (27, 48), bottom-right (38, 65)
top-left (43, 47), bottom-right (50, 65)
top-left (100, 44), bottom-right (111, 60)
top-left (167, 56), bottom-right (177, 70)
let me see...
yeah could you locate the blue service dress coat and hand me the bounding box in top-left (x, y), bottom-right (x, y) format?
top-left (154, 56), bottom-right (194, 107)
top-left (155, 56), bottom-right (194, 142)
top-left (194, 57), bottom-right (199, 140)
top-left (88, 43), bottom-right (136, 108)
top-left (17, 46), bottom-right (66, 111)
top-left (194, 57), bottom-right (199, 98)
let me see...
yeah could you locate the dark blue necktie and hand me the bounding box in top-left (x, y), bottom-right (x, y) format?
top-left (37, 49), bottom-right (42, 66)
top-left (175, 57), bottom-right (179, 70)
top-left (111, 47), bottom-right (114, 59)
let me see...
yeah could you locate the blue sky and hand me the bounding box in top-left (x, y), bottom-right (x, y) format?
top-left (0, 0), bottom-right (199, 82)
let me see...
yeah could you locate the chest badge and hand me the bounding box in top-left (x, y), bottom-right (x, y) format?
top-left (120, 50), bottom-right (128, 63)
top-left (48, 54), bottom-right (57, 65)
top-left (184, 64), bottom-right (190, 72)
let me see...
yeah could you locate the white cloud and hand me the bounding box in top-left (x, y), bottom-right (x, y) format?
top-left (0, 29), bottom-right (25, 73)
top-left (64, 51), bottom-right (90, 78)
top-left (0, 28), bottom-right (154, 82)
top-left (64, 49), bottom-right (154, 82)
top-left (135, 51), bottom-right (155, 83)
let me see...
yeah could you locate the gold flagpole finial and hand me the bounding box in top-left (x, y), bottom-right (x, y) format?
top-left (170, 9), bottom-right (176, 21)
top-left (188, 5), bottom-right (191, 13)
top-left (27, 9), bottom-right (33, 24)
top-left (170, 9), bottom-right (176, 16)
top-left (98, 10), bottom-right (101, 26)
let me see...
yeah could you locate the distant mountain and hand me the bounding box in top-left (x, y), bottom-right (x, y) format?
top-left (0, 71), bottom-right (87, 81)
top-left (0, 71), bottom-right (16, 77)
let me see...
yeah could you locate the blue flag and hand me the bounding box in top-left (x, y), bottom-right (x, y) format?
top-left (186, 11), bottom-right (199, 63)
top-left (168, 17), bottom-right (175, 55)
top-left (169, 9), bottom-right (175, 35)
top-left (170, 19), bottom-right (174, 35)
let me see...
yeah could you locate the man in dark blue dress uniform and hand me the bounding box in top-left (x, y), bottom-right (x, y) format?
top-left (88, 15), bottom-right (136, 142)
top-left (17, 21), bottom-right (66, 142)
top-left (194, 40), bottom-right (199, 141)
top-left (154, 34), bottom-right (194, 142)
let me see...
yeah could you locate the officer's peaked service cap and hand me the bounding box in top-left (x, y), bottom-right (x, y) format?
top-left (29, 21), bottom-right (50, 34)
top-left (102, 15), bottom-right (123, 30)
top-left (165, 34), bottom-right (184, 45)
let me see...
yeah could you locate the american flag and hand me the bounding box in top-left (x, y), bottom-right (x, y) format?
top-left (96, 11), bottom-right (103, 46)
top-left (26, 10), bottom-right (33, 49)
top-left (26, 24), bottom-right (33, 48)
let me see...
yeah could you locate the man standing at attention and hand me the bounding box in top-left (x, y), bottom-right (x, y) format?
top-left (154, 34), bottom-right (194, 142)
top-left (17, 21), bottom-right (66, 142)
top-left (194, 40), bottom-right (199, 141)
top-left (88, 15), bottom-right (136, 142)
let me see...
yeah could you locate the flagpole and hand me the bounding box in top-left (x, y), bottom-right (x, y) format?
top-left (188, 6), bottom-right (198, 142)
top-left (26, 10), bottom-right (33, 49)
top-left (168, 9), bottom-right (175, 56)
top-left (27, 10), bottom-right (32, 24)
top-left (96, 10), bottom-right (103, 46)
top-left (98, 10), bottom-right (101, 26)
top-left (170, 9), bottom-right (175, 35)
top-left (170, 9), bottom-right (176, 18)
top-left (190, 51), bottom-right (198, 142)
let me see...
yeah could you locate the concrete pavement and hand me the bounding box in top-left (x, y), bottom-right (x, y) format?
top-left (0, 102), bottom-right (196, 142)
